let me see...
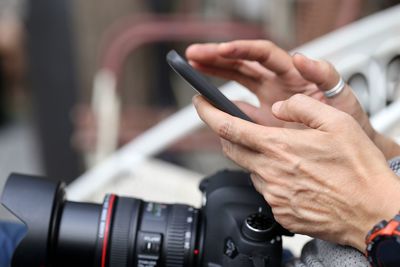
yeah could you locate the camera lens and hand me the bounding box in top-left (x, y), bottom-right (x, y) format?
top-left (56, 196), bottom-right (201, 267)
top-left (2, 171), bottom-right (290, 267)
top-left (1, 174), bottom-right (201, 267)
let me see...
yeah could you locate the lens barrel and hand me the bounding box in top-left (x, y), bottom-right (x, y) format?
top-left (56, 201), bottom-right (102, 266)
top-left (55, 195), bottom-right (201, 267)
top-left (107, 196), bottom-right (140, 267)
top-left (1, 174), bottom-right (201, 267)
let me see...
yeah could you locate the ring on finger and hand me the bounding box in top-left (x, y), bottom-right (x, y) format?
top-left (324, 77), bottom-right (345, 98)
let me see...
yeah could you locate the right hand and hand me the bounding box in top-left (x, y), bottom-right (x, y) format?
top-left (186, 40), bottom-right (376, 140)
top-left (193, 92), bottom-right (400, 252)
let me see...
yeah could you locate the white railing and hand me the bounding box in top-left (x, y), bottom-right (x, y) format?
top-left (294, 5), bottom-right (400, 131)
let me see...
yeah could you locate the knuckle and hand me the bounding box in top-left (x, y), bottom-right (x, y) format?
top-left (232, 60), bottom-right (243, 70)
top-left (217, 119), bottom-right (235, 140)
top-left (274, 215), bottom-right (285, 226)
top-left (286, 94), bottom-right (305, 111)
top-left (265, 195), bottom-right (280, 208)
top-left (253, 134), bottom-right (269, 152)
top-left (320, 60), bottom-right (340, 87)
top-left (264, 140), bottom-right (290, 161)
top-left (326, 61), bottom-right (338, 77)
top-left (289, 157), bottom-right (305, 174)
top-left (251, 180), bottom-right (262, 193)
top-left (274, 215), bottom-right (294, 231)
top-left (254, 40), bottom-right (273, 61)
top-left (274, 138), bottom-right (290, 152)
top-left (321, 60), bottom-right (334, 73)
top-left (318, 60), bottom-right (335, 79)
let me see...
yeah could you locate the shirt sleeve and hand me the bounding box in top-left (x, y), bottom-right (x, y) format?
top-left (389, 156), bottom-right (400, 176)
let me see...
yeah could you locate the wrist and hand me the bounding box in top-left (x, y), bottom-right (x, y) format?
top-left (349, 172), bottom-right (400, 252)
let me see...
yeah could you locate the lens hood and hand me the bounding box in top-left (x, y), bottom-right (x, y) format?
top-left (1, 173), bottom-right (65, 267)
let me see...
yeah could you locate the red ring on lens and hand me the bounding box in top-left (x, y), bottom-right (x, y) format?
top-left (101, 194), bottom-right (116, 267)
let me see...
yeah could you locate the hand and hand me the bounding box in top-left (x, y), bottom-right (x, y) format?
top-left (193, 93), bottom-right (400, 252)
top-left (186, 40), bottom-right (375, 141)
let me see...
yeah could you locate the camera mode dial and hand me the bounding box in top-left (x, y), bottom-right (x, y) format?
top-left (242, 213), bottom-right (276, 241)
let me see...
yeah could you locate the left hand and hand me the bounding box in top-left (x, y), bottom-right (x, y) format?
top-left (186, 41), bottom-right (372, 137)
top-left (193, 93), bottom-right (400, 252)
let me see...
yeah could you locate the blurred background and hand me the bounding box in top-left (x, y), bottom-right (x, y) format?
top-left (0, 0), bottom-right (400, 201)
top-left (0, 0), bottom-right (400, 255)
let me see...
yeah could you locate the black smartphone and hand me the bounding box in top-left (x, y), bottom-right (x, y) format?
top-left (166, 50), bottom-right (253, 122)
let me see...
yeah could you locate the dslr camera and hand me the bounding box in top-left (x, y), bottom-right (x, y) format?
top-left (1, 170), bottom-right (292, 267)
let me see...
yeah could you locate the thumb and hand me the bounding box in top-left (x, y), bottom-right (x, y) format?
top-left (272, 94), bottom-right (344, 131)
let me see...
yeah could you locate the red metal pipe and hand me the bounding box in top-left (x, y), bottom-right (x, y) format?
top-left (98, 14), bottom-right (267, 89)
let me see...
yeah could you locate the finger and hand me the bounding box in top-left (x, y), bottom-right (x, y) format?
top-left (188, 51), bottom-right (271, 85)
top-left (262, 190), bottom-right (289, 209)
top-left (271, 94), bottom-right (347, 131)
top-left (193, 95), bottom-right (278, 152)
top-left (189, 61), bottom-right (261, 91)
top-left (292, 53), bottom-right (340, 91)
top-left (187, 43), bottom-right (273, 81)
top-left (251, 175), bottom-right (290, 210)
top-left (218, 40), bottom-right (294, 76)
top-left (250, 172), bottom-right (265, 193)
top-left (271, 206), bottom-right (293, 217)
top-left (187, 43), bottom-right (275, 98)
top-left (233, 101), bottom-right (283, 127)
top-left (233, 101), bottom-right (265, 123)
top-left (220, 139), bottom-right (261, 173)
top-left (191, 61), bottom-right (277, 101)
top-left (293, 53), bottom-right (353, 101)
top-left (186, 43), bottom-right (217, 60)
top-left (186, 43), bottom-right (238, 67)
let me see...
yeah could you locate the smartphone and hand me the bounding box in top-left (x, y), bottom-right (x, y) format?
top-left (166, 50), bottom-right (253, 122)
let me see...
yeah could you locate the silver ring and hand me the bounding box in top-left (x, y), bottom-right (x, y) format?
top-left (324, 77), bottom-right (345, 98)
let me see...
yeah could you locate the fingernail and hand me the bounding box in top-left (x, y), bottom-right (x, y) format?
top-left (271, 101), bottom-right (283, 114)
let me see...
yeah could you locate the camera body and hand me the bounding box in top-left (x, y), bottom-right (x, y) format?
top-left (200, 170), bottom-right (290, 267)
top-left (1, 170), bottom-right (292, 267)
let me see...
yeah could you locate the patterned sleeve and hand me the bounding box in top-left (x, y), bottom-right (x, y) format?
top-left (389, 156), bottom-right (400, 176)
